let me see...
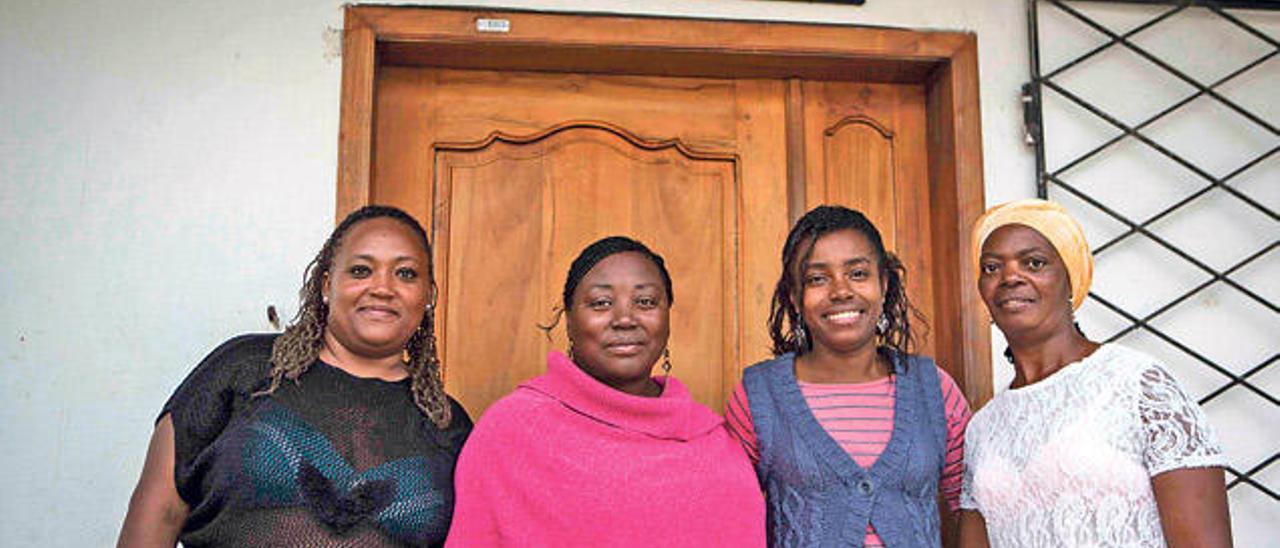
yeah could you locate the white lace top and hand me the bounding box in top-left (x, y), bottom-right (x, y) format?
top-left (960, 343), bottom-right (1226, 547)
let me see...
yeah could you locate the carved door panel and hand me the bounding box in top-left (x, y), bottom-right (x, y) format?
top-left (801, 81), bottom-right (937, 359)
top-left (373, 68), bottom-right (788, 416)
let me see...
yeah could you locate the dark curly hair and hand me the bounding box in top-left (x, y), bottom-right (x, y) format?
top-left (257, 205), bottom-right (452, 429)
top-left (767, 205), bottom-right (926, 364)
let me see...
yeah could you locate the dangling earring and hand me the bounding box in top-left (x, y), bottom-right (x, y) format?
top-left (875, 313), bottom-right (889, 336)
top-left (661, 348), bottom-right (672, 375)
top-left (401, 331), bottom-right (414, 363)
top-left (567, 343), bottom-right (576, 362)
top-left (792, 322), bottom-right (809, 351)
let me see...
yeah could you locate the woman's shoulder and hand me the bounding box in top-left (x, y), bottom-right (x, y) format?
top-left (898, 351), bottom-right (942, 374)
top-left (208, 332), bottom-right (278, 363)
top-left (196, 333), bottom-right (278, 370)
top-left (456, 388), bottom-right (562, 462)
top-left (177, 333), bottom-right (278, 393)
top-left (1081, 343), bottom-right (1177, 386)
top-left (469, 386), bottom-right (556, 432)
top-left (742, 353), bottom-right (794, 376)
top-left (1092, 344), bottom-right (1207, 410)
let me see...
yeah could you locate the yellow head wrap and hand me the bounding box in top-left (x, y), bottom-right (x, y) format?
top-left (971, 199), bottom-right (1093, 311)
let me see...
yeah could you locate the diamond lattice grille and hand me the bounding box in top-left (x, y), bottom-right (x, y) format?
top-left (1027, 0), bottom-right (1278, 540)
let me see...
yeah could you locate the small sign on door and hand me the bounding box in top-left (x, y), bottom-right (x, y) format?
top-left (476, 18), bottom-right (511, 33)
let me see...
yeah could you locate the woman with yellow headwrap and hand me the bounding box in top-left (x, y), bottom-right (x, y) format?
top-left (957, 199), bottom-right (1232, 548)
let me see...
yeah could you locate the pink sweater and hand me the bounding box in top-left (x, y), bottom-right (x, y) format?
top-left (446, 352), bottom-right (765, 547)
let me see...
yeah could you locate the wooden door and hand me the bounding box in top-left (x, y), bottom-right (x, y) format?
top-left (373, 68), bottom-right (789, 416)
top-left (340, 8), bottom-right (992, 416)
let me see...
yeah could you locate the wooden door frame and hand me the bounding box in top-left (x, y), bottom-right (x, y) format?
top-left (335, 5), bottom-right (993, 406)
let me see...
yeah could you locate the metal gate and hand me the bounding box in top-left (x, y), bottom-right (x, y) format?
top-left (1024, 0), bottom-right (1277, 540)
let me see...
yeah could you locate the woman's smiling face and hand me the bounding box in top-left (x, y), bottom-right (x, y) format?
top-left (978, 224), bottom-right (1074, 338)
top-left (323, 217), bottom-right (432, 360)
top-left (798, 229), bottom-right (886, 357)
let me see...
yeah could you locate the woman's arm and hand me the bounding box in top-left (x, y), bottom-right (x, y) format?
top-left (723, 381), bottom-right (760, 464)
top-left (936, 367), bottom-right (972, 548)
top-left (1152, 467), bottom-right (1232, 548)
top-left (958, 509), bottom-right (990, 548)
top-left (1134, 363), bottom-right (1232, 547)
top-left (938, 495), bottom-right (959, 547)
top-left (117, 415), bottom-right (188, 548)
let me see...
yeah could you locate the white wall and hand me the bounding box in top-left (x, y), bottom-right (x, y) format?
top-left (1, 1), bottom-right (1270, 545)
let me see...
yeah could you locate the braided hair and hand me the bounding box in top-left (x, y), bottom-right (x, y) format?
top-left (767, 205), bottom-right (926, 363)
top-left (259, 205), bottom-right (453, 429)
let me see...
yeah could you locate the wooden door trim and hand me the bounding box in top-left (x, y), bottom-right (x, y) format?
top-left (824, 115), bottom-right (895, 139)
top-left (432, 120), bottom-right (740, 163)
top-left (337, 6), bottom-right (993, 405)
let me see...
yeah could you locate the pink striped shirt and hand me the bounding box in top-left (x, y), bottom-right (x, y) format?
top-left (724, 368), bottom-right (971, 547)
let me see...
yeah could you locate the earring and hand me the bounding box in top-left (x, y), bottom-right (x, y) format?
top-left (875, 314), bottom-right (889, 336)
top-left (792, 322), bottom-right (809, 351)
top-left (567, 343), bottom-right (576, 362)
top-left (661, 348), bottom-right (672, 375)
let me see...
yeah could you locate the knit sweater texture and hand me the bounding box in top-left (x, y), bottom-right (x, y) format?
top-left (743, 352), bottom-right (948, 547)
top-left (446, 351), bottom-right (765, 547)
top-left (163, 334), bottom-right (472, 547)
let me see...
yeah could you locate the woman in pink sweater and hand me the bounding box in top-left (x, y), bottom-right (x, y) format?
top-left (446, 236), bottom-right (764, 547)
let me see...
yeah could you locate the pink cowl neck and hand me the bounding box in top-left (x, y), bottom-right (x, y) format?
top-left (446, 351), bottom-right (764, 547)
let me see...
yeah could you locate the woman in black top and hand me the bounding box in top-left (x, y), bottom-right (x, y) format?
top-left (118, 206), bottom-right (471, 547)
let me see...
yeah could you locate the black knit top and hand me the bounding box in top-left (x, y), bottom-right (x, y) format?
top-left (161, 334), bottom-right (472, 547)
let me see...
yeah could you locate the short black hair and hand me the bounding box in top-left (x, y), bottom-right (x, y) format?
top-left (562, 236), bottom-right (673, 310)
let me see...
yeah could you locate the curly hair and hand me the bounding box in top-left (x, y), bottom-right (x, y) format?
top-left (767, 205), bottom-right (927, 364)
top-left (257, 205), bottom-right (452, 429)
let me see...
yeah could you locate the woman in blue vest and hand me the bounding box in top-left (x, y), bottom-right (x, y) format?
top-left (726, 205), bottom-right (972, 547)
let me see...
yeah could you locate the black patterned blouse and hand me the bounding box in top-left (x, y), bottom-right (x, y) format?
top-left (161, 334), bottom-right (471, 547)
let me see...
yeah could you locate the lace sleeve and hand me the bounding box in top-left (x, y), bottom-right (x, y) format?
top-left (1137, 363), bottom-right (1227, 477)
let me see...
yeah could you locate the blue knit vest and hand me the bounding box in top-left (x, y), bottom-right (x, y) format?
top-left (743, 351), bottom-right (947, 547)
